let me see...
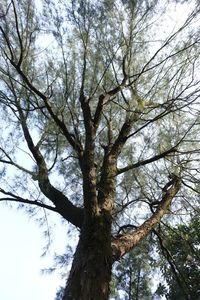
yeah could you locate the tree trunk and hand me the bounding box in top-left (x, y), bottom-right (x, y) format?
top-left (63, 213), bottom-right (112, 300)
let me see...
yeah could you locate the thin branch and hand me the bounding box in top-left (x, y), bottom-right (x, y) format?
top-left (153, 228), bottom-right (191, 299)
top-left (93, 70), bottom-right (127, 129)
top-left (129, 8), bottom-right (200, 81)
top-left (0, 188), bottom-right (57, 212)
top-left (117, 147), bottom-right (177, 175)
top-left (8, 59), bottom-right (82, 155)
top-left (11, 0), bottom-right (23, 67)
top-left (0, 26), bottom-right (14, 60)
top-left (0, 2), bottom-right (11, 18)
top-left (0, 147), bottom-right (35, 176)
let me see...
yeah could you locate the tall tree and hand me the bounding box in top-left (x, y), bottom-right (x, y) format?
top-left (0, 0), bottom-right (200, 299)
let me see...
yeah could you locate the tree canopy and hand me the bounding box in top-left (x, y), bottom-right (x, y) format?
top-left (0, 0), bottom-right (200, 299)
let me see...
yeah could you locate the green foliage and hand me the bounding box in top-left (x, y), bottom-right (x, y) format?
top-left (112, 236), bottom-right (155, 299)
top-left (111, 217), bottom-right (200, 299)
top-left (156, 216), bottom-right (200, 299)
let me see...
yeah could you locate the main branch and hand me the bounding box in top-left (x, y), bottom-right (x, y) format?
top-left (112, 176), bottom-right (181, 260)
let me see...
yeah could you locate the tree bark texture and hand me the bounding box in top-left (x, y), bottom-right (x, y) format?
top-left (63, 213), bottom-right (112, 300)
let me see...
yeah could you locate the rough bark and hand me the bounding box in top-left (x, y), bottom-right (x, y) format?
top-left (63, 213), bottom-right (112, 300)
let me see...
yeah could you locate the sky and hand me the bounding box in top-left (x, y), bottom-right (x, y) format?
top-left (0, 205), bottom-right (68, 300)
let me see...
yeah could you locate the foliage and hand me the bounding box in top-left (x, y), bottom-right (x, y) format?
top-left (112, 236), bottom-right (155, 300)
top-left (112, 216), bottom-right (200, 300)
top-left (156, 215), bottom-right (200, 299)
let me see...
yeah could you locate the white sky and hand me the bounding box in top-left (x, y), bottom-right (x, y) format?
top-left (0, 205), bottom-right (68, 300)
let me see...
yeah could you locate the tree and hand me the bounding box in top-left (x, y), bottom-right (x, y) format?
top-left (0, 0), bottom-right (200, 299)
top-left (155, 215), bottom-right (200, 300)
top-left (113, 215), bottom-right (200, 300)
top-left (112, 236), bottom-right (154, 300)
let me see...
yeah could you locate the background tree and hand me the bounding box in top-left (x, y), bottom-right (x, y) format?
top-left (112, 236), bottom-right (154, 300)
top-left (111, 215), bottom-right (200, 300)
top-left (0, 0), bottom-right (200, 299)
top-left (155, 215), bottom-right (200, 300)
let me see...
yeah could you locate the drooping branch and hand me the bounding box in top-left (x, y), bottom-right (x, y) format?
top-left (112, 176), bottom-right (181, 260)
top-left (153, 228), bottom-right (190, 299)
top-left (0, 188), bottom-right (57, 213)
top-left (0, 187), bottom-right (83, 228)
top-left (8, 59), bottom-right (83, 155)
top-left (0, 147), bottom-right (35, 176)
top-left (15, 101), bottom-right (84, 228)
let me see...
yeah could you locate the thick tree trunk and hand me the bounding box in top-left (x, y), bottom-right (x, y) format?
top-left (63, 213), bottom-right (112, 300)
